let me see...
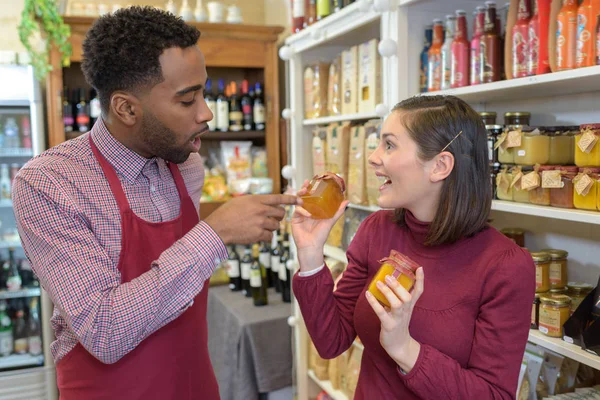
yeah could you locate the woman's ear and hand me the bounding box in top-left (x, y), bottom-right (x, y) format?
top-left (430, 151), bottom-right (455, 183)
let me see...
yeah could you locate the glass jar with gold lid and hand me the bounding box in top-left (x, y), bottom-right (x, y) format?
top-left (500, 228), bottom-right (525, 247)
top-left (531, 251), bottom-right (551, 293)
top-left (539, 294), bottom-right (571, 338)
top-left (480, 112), bottom-right (497, 125)
top-left (566, 282), bottom-right (594, 315)
top-left (532, 293), bottom-right (541, 329)
top-left (573, 168), bottom-right (600, 211)
top-left (540, 249), bottom-right (568, 289)
top-left (504, 112), bottom-right (531, 126)
top-left (575, 124), bottom-right (600, 167)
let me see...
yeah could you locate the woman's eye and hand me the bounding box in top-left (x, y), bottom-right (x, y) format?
top-left (385, 141), bottom-right (393, 150)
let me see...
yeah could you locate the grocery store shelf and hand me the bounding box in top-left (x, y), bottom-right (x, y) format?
top-left (285, 1), bottom-right (380, 54)
top-left (528, 330), bottom-right (600, 371)
top-left (308, 369), bottom-right (349, 400)
top-left (420, 66), bottom-right (600, 103)
top-left (324, 245), bottom-right (348, 264)
top-left (347, 203), bottom-right (381, 213)
top-left (0, 148), bottom-right (33, 157)
top-left (303, 112), bottom-right (380, 126)
top-left (0, 199), bottom-right (13, 207)
top-left (491, 200), bottom-right (600, 225)
top-left (0, 354), bottom-right (44, 370)
top-left (0, 287), bottom-right (41, 300)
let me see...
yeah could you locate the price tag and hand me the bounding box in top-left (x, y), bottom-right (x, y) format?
top-left (577, 129), bottom-right (599, 154)
top-left (506, 130), bottom-right (522, 148)
top-left (520, 171), bottom-right (540, 191)
top-left (574, 174), bottom-right (594, 196)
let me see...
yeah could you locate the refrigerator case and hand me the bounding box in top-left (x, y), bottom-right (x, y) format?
top-left (0, 65), bottom-right (57, 399)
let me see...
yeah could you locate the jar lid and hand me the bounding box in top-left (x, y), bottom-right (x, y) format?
top-left (549, 287), bottom-right (568, 294)
top-left (534, 293), bottom-right (541, 299)
top-left (540, 294), bottom-right (571, 306)
top-left (500, 227), bottom-right (524, 235)
top-left (578, 167), bottom-right (600, 174)
top-left (566, 282), bottom-right (594, 293)
top-left (554, 166), bottom-right (578, 173)
top-left (379, 250), bottom-right (419, 280)
top-left (480, 112), bottom-right (497, 117)
top-left (540, 248), bottom-right (568, 259)
top-left (505, 112), bottom-right (531, 117)
top-left (580, 123), bottom-right (600, 130)
top-left (530, 251), bottom-right (551, 263)
top-left (537, 165), bottom-right (554, 171)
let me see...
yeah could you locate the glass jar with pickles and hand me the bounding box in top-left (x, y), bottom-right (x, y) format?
top-left (575, 124), bottom-right (600, 167)
top-left (573, 168), bottom-right (600, 211)
top-left (367, 250), bottom-right (418, 307)
top-left (549, 166), bottom-right (578, 209)
top-left (532, 251), bottom-right (551, 293)
top-left (299, 172), bottom-right (346, 219)
top-left (514, 128), bottom-right (550, 166)
top-left (541, 249), bottom-right (568, 289)
top-left (539, 294), bottom-right (571, 338)
top-left (567, 282), bottom-right (594, 315)
top-left (547, 126), bottom-right (576, 165)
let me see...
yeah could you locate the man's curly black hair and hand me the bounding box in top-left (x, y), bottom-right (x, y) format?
top-left (81, 6), bottom-right (201, 114)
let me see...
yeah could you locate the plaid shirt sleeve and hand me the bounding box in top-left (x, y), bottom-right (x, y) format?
top-left (13, 166), bottom-right (227, 364)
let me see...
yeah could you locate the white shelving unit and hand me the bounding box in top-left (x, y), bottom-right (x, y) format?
top-left (283, 1), bottom-right (600, 399)
top-left (303, 112), bottom-right (380, 126)
top-left (0, 354), bottom-right (44, 370)
top-left (307, 370), bottom-right (348, 400)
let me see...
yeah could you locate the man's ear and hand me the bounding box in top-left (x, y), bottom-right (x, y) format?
top-left (110, 91), bottom-right (141, 126)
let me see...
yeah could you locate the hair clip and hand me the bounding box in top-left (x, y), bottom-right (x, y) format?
top-left (441, 130), bottom-right (463, 152)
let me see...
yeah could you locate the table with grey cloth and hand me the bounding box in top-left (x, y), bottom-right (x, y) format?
top-left (207, 285), bottom-right (293, 400)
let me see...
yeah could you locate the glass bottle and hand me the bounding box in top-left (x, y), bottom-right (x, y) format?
top-left (279, 233), bottom-right (292, 303)
top-left (0, 300), bottom-right (13, 357)
top-left (216, 79), bottom-right (230, 132)
top-left (240, 245), bottom-right (252, 297)
top-left (316, 0), bottom-right (330, 21)
top-left (253, 83), bottom-right (266, 131)
top-left (575, 0), bottom-right (597, 68)
top-left (27, 297), bottom-right (42, 356)
top-left (227, 246), bottom-right (242, 292)
top-left (259, 241), bottom-right (273, 288)
top-left (21, 115), bottom-right (32, 149)
top-left (205, 79), bottom-right (217, 131)
top-left (556, 0), bottom-right (578, 71)
top-left (291, 0), bottom-right (305, 33)
top-left (471, 6), bottom-right (486, 85)
top-left (228, 81), bottom-right (243, 132)
top-left (76, 88), bottom-right (90, 133)
top-left (481, 2), bottom-right (501, 83)
top-left (89, 89), bottom-right (101, 127)
top-left (419, 25), bottom-right (433, 93)
top-left (270, 229), bottom-right (282, 293)
top-left (13, 303), bottom-right (28, 354)
top-left (241, 80), bottom-right (254, 131)
top-left (5, 248), bottom-right (22, 292)
top-left (4, 117), bottom-right (20, 149)
top-left (427, 19), bottom-right (445, 92)
top-left (527, 0), bottom-right (540, 75)
top-left (63, 88), bottom-right (75, 135)
top-left (441, 14), bottom-right (456, 90)
top-left (0, 164), bottom-right (11, 201)
top-left (451, 10), bottom-right (470, 88)
top-left (512, 0), bottom-right (532, 78)
top-left (305, 0), bottom-right (317, 27)
top-left (250, 244), bottom-right (268, 306)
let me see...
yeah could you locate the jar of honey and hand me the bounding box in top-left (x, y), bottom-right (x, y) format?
top-left (541, 249), bottom-right (568, 289)
top-left (495, 168), bottom-right (514, 201)
top-left (531, 251), bottom-right (551, 293)
top-left (575, 124), bottom-right (600, 167)
top-left (529, 166), bottom-right (552, 206)
top-left (480, 112), bottom-right (497, 125)
top-left (549, 166), bottom-right (578, 209)
top-left (573, 168), bottom-right (600, 211)
top-left (514, 129), bottom-right (550, 166)
top-left (300, 172), bottom-right (346, 219)
top-left (367, 250), bottom-right (418, 308)
top-left (532, 293), bottom-right (541, 329)
top-left (504, 112), bottom-right (531, 126)
top-left (547, 127), bottom-right (576, 165)
top-left (511, 166), bottom-right (531, 203)
top-left (539, 294), bottom-right (571, 338)
top-left (500, 227), bottom-right (525, 247)
top-left (566, 282), bottom-right (594, 315)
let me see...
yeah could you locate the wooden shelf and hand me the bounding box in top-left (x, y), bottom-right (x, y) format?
top-left (308, 370), bottom-right (349, 400)
top-left (201, 130), bottom-right (265, 140)
top-left (528, 330), bottom-right (600, 371)
top-left (421, 66), bottom-right (600, 104)
top-left (303, 112), bottom-right (380, 126)
top-left (0, 288), bottom-right (41, 300)
top-left (491, 200), bottom-right (600, 225)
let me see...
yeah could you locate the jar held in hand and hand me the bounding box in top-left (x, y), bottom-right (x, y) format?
top-left (299, 172), bottom-right (345, 219)
top-left (368, 250), bottom-right (419, 308)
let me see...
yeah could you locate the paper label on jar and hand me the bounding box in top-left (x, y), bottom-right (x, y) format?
top-left (517, 150), bottom-right (526, 156)
top-left (510, 169), bottom-right (523, 189)
top-left (520, 171), bottom-right (541, 191)
top-left (506, 130), bottom-right (522, 148)
top-left (539, 307), bottom-right (561, 336)
top-left (542, 171), bottom-right (565, 189)
top-left (578, 129), bottom-right (598, 154)
top-left (535, 264), bottom-right (544, 289)
top-left (549, 262), bottom-right (564, 285)
top-left (574, 174), bottom-right (594, 196)
top-left (494, 131), bottom-right (507, 151)
top-left (497, 172), bottom-right (510, 193)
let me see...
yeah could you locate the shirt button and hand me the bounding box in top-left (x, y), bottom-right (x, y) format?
top-left (150, 185), bottom-right (156, 192)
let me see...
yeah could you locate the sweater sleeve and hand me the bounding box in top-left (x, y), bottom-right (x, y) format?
top-left (399, 247), bottom-right (535, 399)
top-left (292, 214), bottom-right (374, 359)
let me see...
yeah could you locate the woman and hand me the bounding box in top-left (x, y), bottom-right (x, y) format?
top-left (292, 95), bottom-right (535, 399)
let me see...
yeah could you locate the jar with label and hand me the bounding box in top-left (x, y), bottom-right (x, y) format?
top-left (528, 166), bottom-right (552, 206)
top-left (497, 128), bottom-right (516, 164)
top-left (511, 166), bottom-right (531, 203)
top-left (504, 112), bottom-right (531, 126)
top-left (480, 112), bottom-right (497, 125)
top-left (367, 250), bottom-right (419, 308)
top-left (495, 167), bottom-right (514, 200)
top-left (567, 282), bottom-right (593, 315)
top-left (549, 166), bottom-right (578, 208)
top-left (486, 125), bottom-right (503, 164)
top-left (547, 127), bottom-right (576, 165)
top-left (514, 128), bottom-right (550, 165)
top-left (575, 124), bottom-right (600, 167)
top-left (532, 251), bottom-right (551, 293)
top-left (299, 172), bottom-right (345, 219)
top-left (540, 249), bottom-right (568, 289)
top-left (500, 227), bottom-right (525, 247)
top-left (532, 293), bottom-right (541, 329)
top-left (539, 294), bottom-right (571, 338)
top-left (573, 168), bottom-right (600, 210)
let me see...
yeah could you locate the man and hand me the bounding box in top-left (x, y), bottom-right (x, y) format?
top-left (12, 6), bottom-right (298, 399)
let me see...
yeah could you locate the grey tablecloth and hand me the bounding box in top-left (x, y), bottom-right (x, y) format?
top-left (207, 285), bottom-right (293, 400)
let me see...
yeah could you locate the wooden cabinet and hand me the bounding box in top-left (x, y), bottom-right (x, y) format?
top-left (46, 17), bottom-right (284, 219)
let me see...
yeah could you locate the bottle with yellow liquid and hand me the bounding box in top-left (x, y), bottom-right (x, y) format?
top-left (299, 172), bottom-right (345, 219)
top-left (368, 250), bottom-right (419, 308)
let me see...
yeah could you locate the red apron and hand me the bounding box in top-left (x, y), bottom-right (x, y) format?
top-left (56, 136), bottom-right (219, 400)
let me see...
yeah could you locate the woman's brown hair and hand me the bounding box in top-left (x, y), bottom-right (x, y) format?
top-left (391, 95), bottom-right (491, 246)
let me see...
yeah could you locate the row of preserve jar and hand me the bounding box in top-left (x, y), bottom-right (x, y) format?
top-left (493, 164), bottom-right (600, 211)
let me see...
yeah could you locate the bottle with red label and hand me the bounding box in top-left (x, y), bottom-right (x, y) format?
top-left (471, 6), bottom-right (486, 85)
top-left (451, 10), bottom-right (470, 88)
top-left (291, 0), bottom-right (305, 33)
top-left (241, 80), bottom-right (254, 131)
top-left (427, 19), bottom-right (444, 92)
top-left (480, 2), bottom-right (502, 83)
top-left (76, 88), bottom-right (91, 133)
top-left (528, 0), bottom-right (540, 75)
top-left (512, 0), bottom-right (532, 78)
top-left (20, 115), bottom-right (32, 149)
top-left (62, 88), bottom-right (75, 134)
top-left (557, 0), bottom-right (578, 71)
top-left (576, 0), bottom-right (600, 68)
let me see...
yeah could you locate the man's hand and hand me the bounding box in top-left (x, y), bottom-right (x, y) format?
top-left (204, 194), bottom-right (301, 244)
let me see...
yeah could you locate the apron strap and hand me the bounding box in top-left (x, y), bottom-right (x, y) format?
top-left (89, 135), bottom-right (130, 214)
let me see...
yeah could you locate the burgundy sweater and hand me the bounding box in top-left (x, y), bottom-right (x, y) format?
top-left (293, 210), bottom-right (535, 399)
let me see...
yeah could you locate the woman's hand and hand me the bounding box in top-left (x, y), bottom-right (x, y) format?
top-left (291, 180), bottom-right (349, 271)
top-left (365, 267), bottom-right (425, 373)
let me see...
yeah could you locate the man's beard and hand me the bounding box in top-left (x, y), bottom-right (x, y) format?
top-left (140, 111), bottom-right (192, 164)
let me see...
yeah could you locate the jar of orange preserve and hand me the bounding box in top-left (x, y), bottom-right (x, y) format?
top-left (368, 250), bottom-right (419, 308)
top-left (299, 172), bottom-right (345, 219)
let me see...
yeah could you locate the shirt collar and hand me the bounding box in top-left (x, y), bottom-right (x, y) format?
top-left (90, 118), bottom-right (155, 184)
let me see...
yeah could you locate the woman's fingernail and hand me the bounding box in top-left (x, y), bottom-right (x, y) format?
top-left (376, 281), bottom-right (384, 289)
top-left (385, 275), bottom-right (395, 284)
top-left (365, 291), bottom-right (373, 299)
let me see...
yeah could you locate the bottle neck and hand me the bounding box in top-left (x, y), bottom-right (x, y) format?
top-left (432, 24), bottom-right (444, 45)
top-left (517, 0), bottom-right (531, 21)
top-left (455, 16), bottom-right (468, 39)
top-left (484, 8), bottom-right (497, 34)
